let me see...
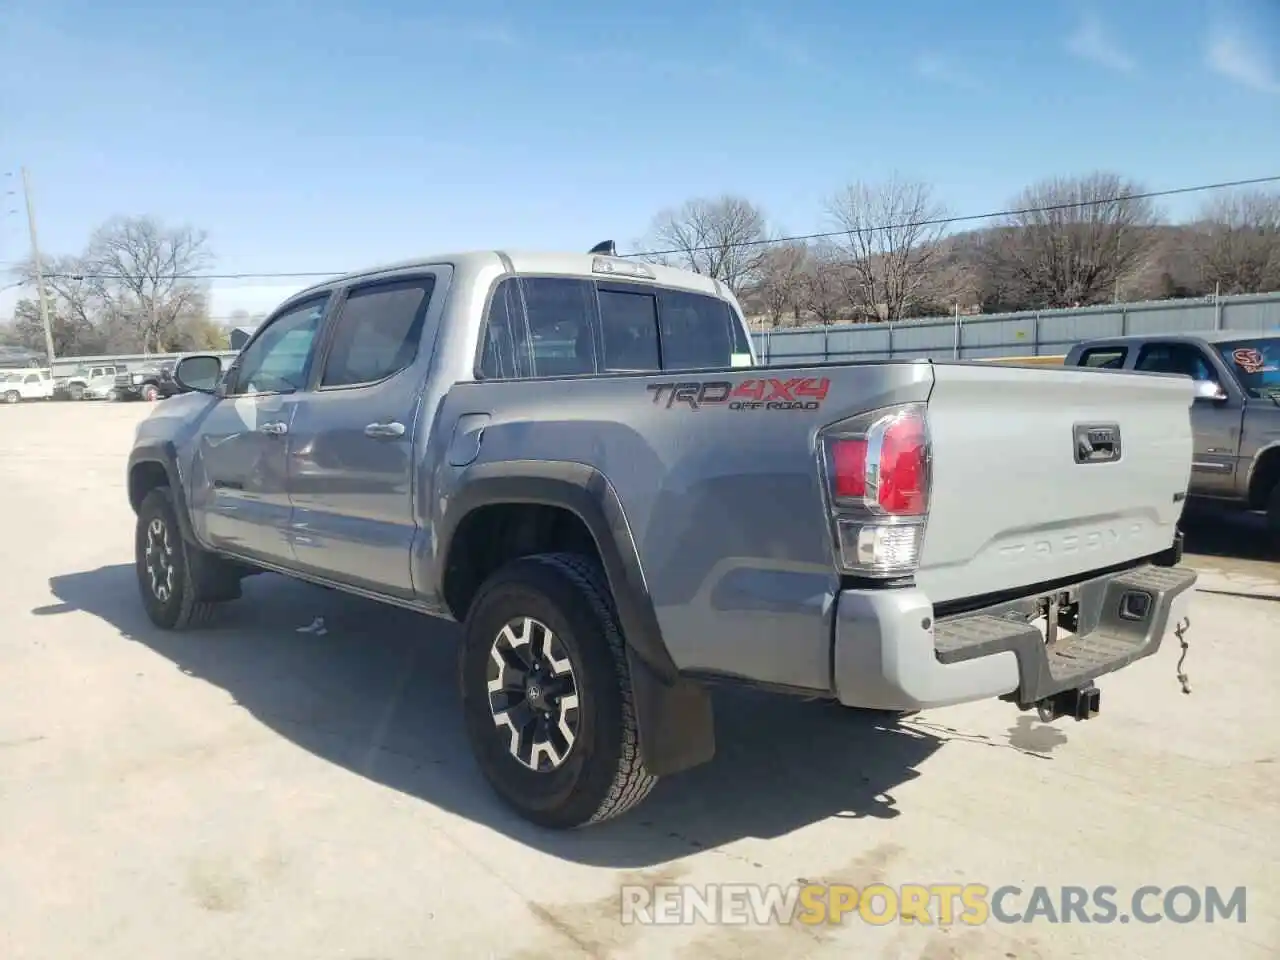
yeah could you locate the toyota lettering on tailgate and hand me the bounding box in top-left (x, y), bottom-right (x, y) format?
top-left (647, 377), bottom-right (830, 411)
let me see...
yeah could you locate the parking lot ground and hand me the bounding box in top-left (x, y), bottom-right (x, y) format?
top-left (1, 401), bottom-right (1278, 960)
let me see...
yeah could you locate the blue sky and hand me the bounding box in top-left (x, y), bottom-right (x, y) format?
top-left (2, 0), bottom-right (1278, 320)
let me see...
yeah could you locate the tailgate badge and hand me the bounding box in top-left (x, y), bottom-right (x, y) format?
top-left (1073, 423), bottom-right (1121, 464)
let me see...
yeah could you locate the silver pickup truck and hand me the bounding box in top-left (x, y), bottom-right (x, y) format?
top-left (1065, 331), bottom-right (1280, 537)
top-left (127, 247), bottom-right (1198, 828)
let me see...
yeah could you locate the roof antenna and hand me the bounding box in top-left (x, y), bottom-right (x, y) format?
top-left (588, 240), bottom-right (616, 256)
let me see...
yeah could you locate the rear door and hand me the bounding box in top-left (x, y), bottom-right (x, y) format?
top-left (1131, 340), bottom-right (1241, 496)
top-left (285, 269), bottom-right (448, 597)
top-left (190, 295), bottom-right (331, 563)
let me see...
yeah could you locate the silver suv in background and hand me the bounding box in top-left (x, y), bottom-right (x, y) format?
top-left (54, 363), bottom-right (127, 400)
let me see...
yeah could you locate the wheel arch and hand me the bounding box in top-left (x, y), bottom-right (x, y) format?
top-left (1247, 442), bottom-right (1280, 510)
top-left (127, 441), bottom-right (198, 544)
top-left (438, 460), bottom-right (715, 777)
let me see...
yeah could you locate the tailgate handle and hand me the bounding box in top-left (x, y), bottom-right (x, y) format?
top-left (1074, 423), bottom-right (1122, 464)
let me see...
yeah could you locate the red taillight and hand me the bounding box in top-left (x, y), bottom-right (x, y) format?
top-left (832, 438), bottom-right (867, 499)
top-left (876, 414), bottom-right (928, 515)
top-left (822, 403), bottom-right (930, 578)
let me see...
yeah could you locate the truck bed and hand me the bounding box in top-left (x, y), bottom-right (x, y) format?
top-left (434, 358), bottom-right (1193, 693)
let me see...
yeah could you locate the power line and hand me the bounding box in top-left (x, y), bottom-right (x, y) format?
top-left (6, 172), bottom-right (1279, 285)
top-left (639, 173), bottom-right (1280, 258)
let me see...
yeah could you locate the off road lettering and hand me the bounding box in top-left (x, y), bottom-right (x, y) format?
top-left (651, 377), bottom-right (827, 411)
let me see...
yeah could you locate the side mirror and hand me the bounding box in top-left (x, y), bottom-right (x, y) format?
top-left (1193, 379), bottom-right (1228, 403)
top-left (175, 355), bottom-right (223, 394)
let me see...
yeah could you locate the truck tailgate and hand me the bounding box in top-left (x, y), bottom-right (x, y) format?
top-left (918, 363), bottom-right (1193, 604)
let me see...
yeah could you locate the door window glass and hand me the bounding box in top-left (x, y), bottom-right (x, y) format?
top-left (320, 278), bottom-right (436, 388)
top-left (1135, 343), bottom-right (1216, 382)
top-left (233, 297), bottom-right (328, 395)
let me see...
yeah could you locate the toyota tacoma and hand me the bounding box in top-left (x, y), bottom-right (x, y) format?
top-left (126, 246), bottom-right (1198, 828)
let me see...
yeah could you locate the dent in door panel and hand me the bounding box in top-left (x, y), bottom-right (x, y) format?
top-left (192, 395), bottom-right (296, 556)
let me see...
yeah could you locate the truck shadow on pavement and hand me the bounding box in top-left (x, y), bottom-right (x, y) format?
top-left (40, 565), bottom-right (945, 868)
top-left (1179, 504), bottom-right (1278, 564)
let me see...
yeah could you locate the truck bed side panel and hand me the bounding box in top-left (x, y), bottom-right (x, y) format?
top-left (431, 363), bottom-right (935, 693)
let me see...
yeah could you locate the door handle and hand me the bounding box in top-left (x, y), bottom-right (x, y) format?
top-left (259, 421), bottom-right (288, 436)
top-left (364, 421), bottom-right (406, 440)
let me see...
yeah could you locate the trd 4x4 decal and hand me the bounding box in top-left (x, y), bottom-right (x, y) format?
top-left (647, 377), bottom-right (830, 411)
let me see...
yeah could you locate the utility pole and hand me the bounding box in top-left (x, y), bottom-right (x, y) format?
top-left (20, 167), bottom-right (57, 368)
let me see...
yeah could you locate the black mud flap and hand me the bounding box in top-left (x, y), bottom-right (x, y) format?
top-left (626, 647), bottom-right (716, 777)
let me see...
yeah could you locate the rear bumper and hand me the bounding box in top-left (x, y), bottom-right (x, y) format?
top-left (832, 561), bottom-right (1197, 712)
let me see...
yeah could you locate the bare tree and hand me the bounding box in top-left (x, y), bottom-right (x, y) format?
top-left (981, 172), bottom-right (1161, 309)
top-left (826, 176), bottom-right (950, 322)
top-left (7, 297), bottom-right (105, 356)
top-left (1190, 189), bottom-right (1280, 295)
top-left (749, 242), bottom-right (810, 326)
top-left (16, 254), bottom-right (104, 353)
top-left (641, 195), bottom-right (769, 294)
top-left (84, 216), bottom-right (213, 352)
top-left (798, 244), bottom-right (851, 326)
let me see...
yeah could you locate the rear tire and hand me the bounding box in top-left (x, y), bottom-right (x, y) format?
top-left (135, 487), bottom-right (241, 630)
top-left (68, 384), bottom-right (84, 401)
top-left (460, 553), bottom-right (657, 829)
top-left (3, 390), bottom-right (19, 404)
top-left (142, 383), bottom-right (160, 402)
top-left (1267, 483), bottom-right (1280, 539)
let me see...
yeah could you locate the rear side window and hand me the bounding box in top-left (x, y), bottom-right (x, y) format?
top-left (1078, 347), bottom-right (1127, 369)
top-left (598, 289), bottom-right (660, 372)
top-left (660, 290), bottom-right (747, 370)
top-left (321, 277), bottom-right (436, 388)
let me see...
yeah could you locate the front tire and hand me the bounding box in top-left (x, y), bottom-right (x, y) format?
top-left (142, 383), bottom-right (160, 402)
top-left (460, 553), bottom-right (657, 829)
top-left (135, 488), bottom-right (239, 629)
top-left (1267, 483), bottom-right (1280, 540)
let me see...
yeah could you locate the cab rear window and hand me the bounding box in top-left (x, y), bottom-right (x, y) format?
top-left (478, 277), bottom-right (749, 379)
top-left (1078, 347), bottom-right (1127, 369)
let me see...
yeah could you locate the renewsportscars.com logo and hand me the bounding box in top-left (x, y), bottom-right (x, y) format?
top-left (647, 377), bottom-right (831, 412)
top-left (619, 883), bottom-right (1248, 927)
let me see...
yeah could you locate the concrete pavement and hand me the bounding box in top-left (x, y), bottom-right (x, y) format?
top-left (1, 401), bottom-right (1276, 959)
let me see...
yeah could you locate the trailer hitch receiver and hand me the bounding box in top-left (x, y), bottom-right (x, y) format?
top-left (1036, 683), bottom-right (1100, 723)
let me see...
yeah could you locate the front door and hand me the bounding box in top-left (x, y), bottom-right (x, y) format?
top-left (190, 295), bottom-right (331, 563)
top-left (285, 271), bottom-right (447, 598)
top-left (1132, 341), bottom-right (1241, 497)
